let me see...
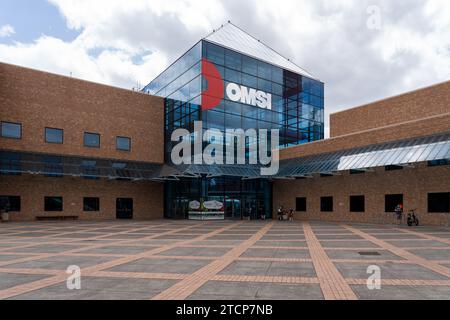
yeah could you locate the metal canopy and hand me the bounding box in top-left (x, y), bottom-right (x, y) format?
top-left (277, 132), bottom-right (450, 178)
top-left (158, 164), bottom-right (263, 179)
top-left (2, 133), bottom-right (449, 181)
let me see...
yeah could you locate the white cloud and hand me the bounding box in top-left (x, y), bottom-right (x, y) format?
top-left (0, 24), bottom-right (15, 37)
top-left (0, 0), bottom-right (448, 138)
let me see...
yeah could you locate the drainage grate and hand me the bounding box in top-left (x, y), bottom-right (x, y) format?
top-left (358, 251), bottom-right (381, 256)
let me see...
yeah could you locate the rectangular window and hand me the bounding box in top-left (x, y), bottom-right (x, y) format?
top-left (428, 193), bottom-right (450, 213)
top-left (45, 127), bottom-right (63, 144)
top-left (83, 197), bottom-right (100, 212)
top-left (84, 132), bottom-right (100, 148)
top-left (428, 159), bottom-right (450, 167)
top-left (1, 121), bottom-right (21, 139)
top-left (81, 160), bottom-right (100, 180)
top-left (0, 196), bottom-right (21, 212)
top-left (116, 136), bottom-right (131, 151)
top-left (320, 196), bottom-right (333, 212)
top-left (350, 195), bottom-right (365, 212)
top-left (385, 165), bottom-right (403, 171)
top-left (43, 156), bottom-right (63, 177)
top-left (44, 196), bottom-right (63, 211)
top-left (0, 152), bottom-right (21, 176)
top-left (350, 169), bottom-right (365, 175)
top-left (385, 194), bottom-right (403, 212)
top-left (296, 197), bottom-right (307, 212)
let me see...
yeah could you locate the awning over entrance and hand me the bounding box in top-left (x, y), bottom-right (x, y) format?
top-left (277, 132), bottom-right (450, 178)
top-left (158, 164), bottom-right (263, 179)
top-left (0, 150), bottom-right (163, 181)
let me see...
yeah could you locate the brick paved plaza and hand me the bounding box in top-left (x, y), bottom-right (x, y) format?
top-left (0, 220), bottom-right (449, 300)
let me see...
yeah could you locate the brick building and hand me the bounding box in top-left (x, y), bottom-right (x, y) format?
top-left (275, 80), bottom-right (450, 226)
top-left (1, 23), bottom-right (449, 225)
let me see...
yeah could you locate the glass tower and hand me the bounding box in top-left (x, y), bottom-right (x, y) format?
top-left (143, 23), bottom-right (324, 219)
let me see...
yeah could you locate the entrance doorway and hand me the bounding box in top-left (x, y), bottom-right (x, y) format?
top-left (225, 198), bottom-right (241, 219)
top-left (116, 198), bottom-right (133, 219)
top-left (243, 197), bottom-right (264, 220)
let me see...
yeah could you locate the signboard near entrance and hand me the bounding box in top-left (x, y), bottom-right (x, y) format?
top-left (188, 200), bottom-right (225, 220)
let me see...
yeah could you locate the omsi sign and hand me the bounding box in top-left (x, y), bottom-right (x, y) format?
top-left (226, 83), bottom-right (272, 110)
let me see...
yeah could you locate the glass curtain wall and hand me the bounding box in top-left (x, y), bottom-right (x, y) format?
top-left (201, 41), bottom-right (324, 148)
top-left (144, 40), bottom-right (324, 219)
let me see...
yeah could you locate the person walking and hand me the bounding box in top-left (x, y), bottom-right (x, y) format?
top-left (277, 206), bottom-right (283, 221)
top-left (288, 208), bottom-right (294, 222)
top-left (394, 204), bottom-right (403, 225)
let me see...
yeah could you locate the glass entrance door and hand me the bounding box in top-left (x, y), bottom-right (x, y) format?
top-left (116, 198), bottom-right (133, 219)
top-left (225, 198), bottom-right (241, 219)
top-left (172, 197), bottom-right (189, 219)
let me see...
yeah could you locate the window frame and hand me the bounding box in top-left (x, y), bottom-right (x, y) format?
top-left (385, 194), bottom-right (403, 212)
top-left (83, 132), bottom-right (101, 148)
top-left (295, 197), bottom-right (307, 212)
top-left (0, 195), bottom-right (21, 212)
top-left (45, 127), bottom-right (64, 144)
top-left (44, 196), bottom-right (63, 212)
top-left (116, 136), bottom-right (131, 152)
top-left (83, 197), bottom-right (100, 212)
top-left (428, 192), bottom-right (450, 213)
top-left (350, 195), bottom-right (365, 213)
top-left (1, 121), bottom-right (22, 139)
top-left (320, 196), bottom-right (333, 212)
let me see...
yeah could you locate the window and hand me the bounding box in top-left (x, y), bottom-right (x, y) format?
top-left (428, 159), bottom-right (450, 167)
top-left (428, 193), bottom-right (450, 213)
top-left (81, 160), bottom-right (100, 180)
top-left (44, 196), bottom-right (63, 211)
top-left (0, 196), bottom-right (21, 212)
top-left (350, 169), bottom-right (365, 175)
top-left (242, 55), bottom-right (257, 75)
top-left (296, 197), bottom-right (307, 212)
top-left (0, 152), bottom-right (21, 176)
top-left (350, 195), bottom-right (365, 212)
top-left (83, 197), bottom-right (100, 212)
top-left (116, 136), bottom-right (131, 151)
top-left (385, 165), bottom-right (403, 171)
top-left (224, 49), bottom-right (242, 71)
top-left (84, 132), bottom-right (100, 148)
top-left (320, 196), bottom-right (333, 212)
top-left (1, 121), bottom-right (21, 139)
top-left (45, 128), bottom-right (63, 144)
top-left (43, 156), bottom-right (63, 177)
top-left (320, 173), bottom-right (333, 177)
top-left (385, 194), bottom-right (403, 212)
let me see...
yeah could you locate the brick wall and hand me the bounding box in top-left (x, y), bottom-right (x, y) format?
top-left (273, 163), bottom-right (450, 226)
top-left (330, 80), bottom-right (450, 138)
top-left (0, 62), bottom-right (164, 163)
top-left (0, 174), bottom-right (163, 221)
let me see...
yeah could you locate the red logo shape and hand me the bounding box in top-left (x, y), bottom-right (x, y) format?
top-left (201, 58), bottom-right (224, 110)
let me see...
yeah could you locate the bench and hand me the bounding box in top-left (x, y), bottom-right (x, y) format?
top-left (36, 215), bottom-right (79, 221)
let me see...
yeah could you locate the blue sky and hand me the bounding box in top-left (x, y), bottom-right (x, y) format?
top-left (0, 0), bottom-right (80, 44)
top-left (0, 0), bottom-right (448, 138)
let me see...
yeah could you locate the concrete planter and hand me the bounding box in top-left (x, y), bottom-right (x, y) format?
top-left (1, 212), bottom-right (9, 222)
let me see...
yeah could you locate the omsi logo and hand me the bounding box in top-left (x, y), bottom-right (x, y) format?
top-left (226, 83), bottom-right (272, 110)
top-left (201, 58), bottom-right (272, 111)
top-left (201, 59), bottom-right (224, 110)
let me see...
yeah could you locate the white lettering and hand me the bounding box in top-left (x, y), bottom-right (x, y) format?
top-left (226, 83), bottom-right (272, 110)
top-left (170, 121), bottom-right (279, 175)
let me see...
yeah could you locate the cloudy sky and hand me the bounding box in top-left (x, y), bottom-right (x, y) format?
top-left (0, 0), bottom-right (449, 137)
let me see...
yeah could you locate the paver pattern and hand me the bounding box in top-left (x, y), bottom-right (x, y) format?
top-left (0, 220), bottom-right (449, 300)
